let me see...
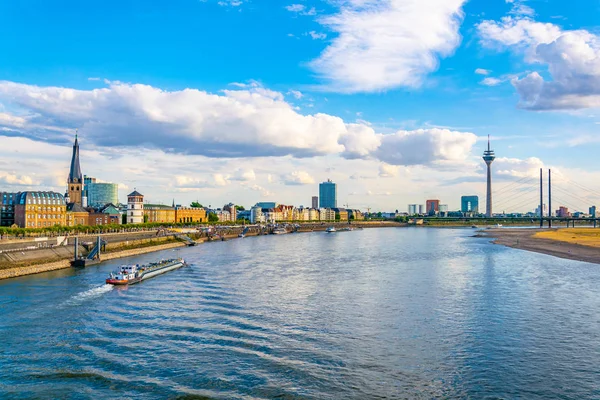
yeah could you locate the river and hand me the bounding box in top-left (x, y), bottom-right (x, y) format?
top-left (1, 228), bottom-right (599, 399)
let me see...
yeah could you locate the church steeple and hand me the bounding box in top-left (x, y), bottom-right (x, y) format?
top-left (67, 131), bottom-right (83, 206)
top-left (69, 132), bottom-right (82, 183)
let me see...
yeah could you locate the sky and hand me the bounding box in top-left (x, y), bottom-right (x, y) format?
top-left (1, 0), bottom-right (600, 212)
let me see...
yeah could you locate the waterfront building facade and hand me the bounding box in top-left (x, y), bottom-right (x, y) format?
top-left (144, 204), bottom-right (176, 223)
top-left (66, 203), bottom-right (89, 226)
top-left (14, 191), bottom-right (67, 228)
top-left (332, 208), bottom-right (348, 221)
top-left (557, 206), bottom-right (570, 218)
top-left (319, 179), bottom-right (337, 208)
top-left (255, 202), bottom-right (277, 209)
top-left (127, 191), bottom-right (144, 224)
top-left (309, 208), bottom-right (320, 221)
top-left (590, 206), bottom-right (597, 218)
top-left (319, 208), bottom-right (336, 221)
top-left (223, 203), bottom-right (237, 221)
top-left (439, 204), bottom-right (449, 217)
top-left (250, 206), bottom-right (264, 224)
top-left (348, 209), bottom-right (364, 220)
top-left (67, 135), bottom-right (83, 206)
top-left (461, 196), bottom-right (479, 214)
top-left (418, 205), bottom-right (424, 214)
top-left (175, 206), bottom-right (207, 223)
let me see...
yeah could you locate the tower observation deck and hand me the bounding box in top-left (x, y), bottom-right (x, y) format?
top-left (483, 135), bottom-right (495, 217)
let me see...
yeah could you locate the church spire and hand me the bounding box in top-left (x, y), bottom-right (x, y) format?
top-left (69, 132), bottom-right (82, 183)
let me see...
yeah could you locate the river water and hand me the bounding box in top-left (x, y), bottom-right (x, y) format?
top-left (1, 228), bottom-right (599, 399)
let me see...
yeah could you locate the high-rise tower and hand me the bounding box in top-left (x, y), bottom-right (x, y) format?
top-left (482, 135), bottom-right (495, 217)
top-left (67, 134), bottom-right (83, 206)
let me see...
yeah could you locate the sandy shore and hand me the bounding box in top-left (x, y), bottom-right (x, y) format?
top-left (479, 228), bottom-right (600, 265)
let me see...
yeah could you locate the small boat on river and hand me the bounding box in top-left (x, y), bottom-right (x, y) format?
top-left (106, 258), bottom-right (186, 285)
top-left (326, 226), bottom-right (336, 233)
top-left (273, 227), bottom-right (288, 234)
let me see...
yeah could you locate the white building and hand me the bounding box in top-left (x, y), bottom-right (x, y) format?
top-left (250, 206), bottom-right (265, 224)
top-left (408, 204), bottom-right (418, 215)
top-left (127, 190), bottom-right (144, 224)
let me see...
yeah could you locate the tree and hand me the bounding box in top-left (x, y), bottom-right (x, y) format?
top-left (208, 213), bottom-right (219, 223)
top-left (121, 214), bottom-right (127, 224)
top-left (235, 205), bottom-right (245, 211)
top-left (143, 214), bottom-right (149, 223)
top-left (191, 201), bottom-right (203, 208)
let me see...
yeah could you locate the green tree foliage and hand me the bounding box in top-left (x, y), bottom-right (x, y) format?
top-left (190, 201), bottom-right (203, 208)
top-left (235, 205), bottom-right (245, 211)
top-left (208, 213), bottom-right (219, 223)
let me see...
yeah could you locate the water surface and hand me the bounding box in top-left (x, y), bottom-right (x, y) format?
top-left (1, 228), bottom-right (599, 399)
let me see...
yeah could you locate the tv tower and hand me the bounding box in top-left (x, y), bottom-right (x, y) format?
top-left (483, 135), bottom-right (495, 217)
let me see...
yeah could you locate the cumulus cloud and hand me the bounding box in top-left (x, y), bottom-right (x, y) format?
top-left (478, 15), bottom-right (600, 110)
top-left (306, 31), bottom-right (327, 40)
top-left (481, 77), bottom-right (503, 86)
top-left (283, 170), bottom-right (315, 185)
top-left (310, 0), bottom-right (466, 92)
top-left (0, 80), bottom-right (478, 169)
top-left (495, 156), bottom-right (544, 178)
top-left (475, 68), bottom-right (491, 75)
top-left (373, 129), bottom-right (478, 166)
top-left (378, 164), bottom-right (399, 178)
top-left (0, 171), bottom-right (36, 186)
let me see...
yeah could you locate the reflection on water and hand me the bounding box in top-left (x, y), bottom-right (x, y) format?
top-left (1, 228), bottom-right (599, 399)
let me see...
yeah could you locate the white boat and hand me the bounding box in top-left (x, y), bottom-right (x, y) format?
top-left (326, 226), bottom-right (336, 233)
top-left (273, 227), bottom-right (288, 234)
top-left (106, 258), bottom-right (186, 285)
top-left (495, 224), bottom-right (503, 228)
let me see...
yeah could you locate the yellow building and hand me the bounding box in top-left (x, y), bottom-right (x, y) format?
top-left (175, 206), bottom-right (207, 223)
top-left (66, 203), bottom-right (89, 226)
top-left (144, 204), bottom-right (176, 223)
top-left (14, 191), bottom-right (67, 228)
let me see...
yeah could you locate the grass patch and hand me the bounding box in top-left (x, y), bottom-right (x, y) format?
top-left (535, 228), bottom-right (600, 247)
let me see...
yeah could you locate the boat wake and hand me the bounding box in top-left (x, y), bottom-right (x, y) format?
top-left (62, 284), bottom-right (113, 307)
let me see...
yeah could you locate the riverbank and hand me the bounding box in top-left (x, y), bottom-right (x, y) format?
top-left (0, 221), bottom-right (404, 280)
top-left (0, 241), bottom-right (186, 280)
top-left (480, 228), bottom-right (600, 265)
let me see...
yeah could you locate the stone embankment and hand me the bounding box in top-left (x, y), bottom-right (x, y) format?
top-left (0, 221), bottom-right (404, 280)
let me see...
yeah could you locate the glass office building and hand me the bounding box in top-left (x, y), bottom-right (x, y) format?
top-left (84, 176), bottom-right (118, 207)
top-left (461, 195), bottom-right (479, 214)
top-left (319, 179), bottom-right (337, 208)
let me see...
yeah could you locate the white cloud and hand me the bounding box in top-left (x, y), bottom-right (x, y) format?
top-left (287, 90), bottom-right (303, 99)
top-left (475, 68), bottom-right (491, 75)
top-left (283, 170), bottom-right (315, 185)
top-left (0, 80), bottom-right (477, 168)
top-left (285, 4), bottom-right (305, 12)
top-left (310, 0), bottom-right (466, 92)
top-left (378, 163), bottom-right (399, 178)
top-left (0, 171), bottom-right (36, 186)
top-left (306, 31), bottom-right (327, 40)
top-left (495, 156), bottom-right (544, 178)
top-left (373, 128), bottom-right (478, 166)
top-left (481, 77), bottom-right (503, 86)
top-left (231, 168), bottom-right (256, 181)
top-left (478, 15), bottom-right (600, 110)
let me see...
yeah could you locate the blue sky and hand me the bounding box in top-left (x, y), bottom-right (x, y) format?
top-left (1, 0), bottom-right (600, 212)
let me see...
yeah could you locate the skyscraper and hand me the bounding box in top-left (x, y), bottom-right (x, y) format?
top-left (319, 179), bottom-right (337, 208)
top-left (482, 135), bottom-right (495, 217)
top-left (461, 195), bottom-right (479, 214)
top-left (312, 196), bottom-right (318, 209)
top-left (67, 134), bottom-right (83, 206)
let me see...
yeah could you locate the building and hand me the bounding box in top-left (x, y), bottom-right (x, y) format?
top-left (418, 205), bottom-right (424, 215)
top-left (407, 204), bottom-right (418, 215)
top-left (483, 135), bottom-right (496, 217)
top-left (590, 206), bottom-right (596, 218)
top-left (319, 208), bottom-right (336, 221)
top-left (311, 196), bottom-right (318, 209)
top-left (332, 208), bottom-right (348, 221)
top-left (319, 179), bottom-right (337, 208)
top-left (250, 206), bottom-right (264, 224)
top-left (557, 206), bottom-right (570, 218)
top-left (65, 203), bottom-right (89, 226)
top-left (426, 200), bottom-right (440, 215)
top-left (535, 204), bottom-right (547, 217)
top-left (439, 204), bottom-right (449, 217)
top-left (223, 203), bottom-right (237, 222)
top-left (13, 191), bottom-right (67, 228)
top-left (309, 208), bottom-right (320, 221)
top-left (1, 192), bottom-right (18, 226)
top-left (84, 175), bottom-right (119, 207)
top-left (97, 204), bottom-right (121, 225)
top-left (67, 135), bottom-right (83, 206)
top-left (255, 202), bottom-right (277, 209)
top-left (348, 209), bottom-right (364, 220)
top-left (144, 204), bottom-right (176, 223)
top-left (127, 190), bottom-right (144, 224)
top-left (175, 206), bottom-right (207, 223)
top-left (461, 196), bottom-right (479, 214)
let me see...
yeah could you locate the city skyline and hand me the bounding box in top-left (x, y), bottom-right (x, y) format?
top-left (1, 1), bottom-right (600, 211)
